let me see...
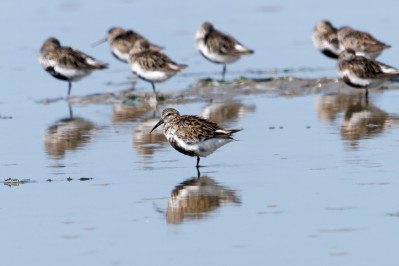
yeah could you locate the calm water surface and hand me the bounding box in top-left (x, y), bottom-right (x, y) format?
top-left (1, 0), bottom-right (399, 265)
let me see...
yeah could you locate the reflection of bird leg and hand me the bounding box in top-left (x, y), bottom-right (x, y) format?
top-left (196, 165), bottom-right (201, 179)
top-left (152, 202), bottom-right (165, 214)
top-left (68, 103), bottom-right (73, 118)
top-left (360, 92), bottom-right (369, 106)
top-left (221, 64), bottom-right (226, 82)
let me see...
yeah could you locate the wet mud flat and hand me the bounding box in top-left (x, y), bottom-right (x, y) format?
top-left (37, 76), bottom-right (399, 107)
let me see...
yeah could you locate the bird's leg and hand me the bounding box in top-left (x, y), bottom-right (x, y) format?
top-left (196, 166), bottom-right (201, 179)
top-left (67, 81), bottom-right (72, 97)
top-left (151, 82), bottom-right (157, 94)
top-left (365, 88), bottom-right (369, 100)
top-left (68, 103), bottom-right (73, 119)
top-left (221, 64), bottom-right (226, 82)
top-left (196, 156), bottom-right (200, 168)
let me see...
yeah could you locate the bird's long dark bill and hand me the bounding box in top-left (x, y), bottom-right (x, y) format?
top-left (91, 37), bottom-right (107, 47)
top-left (150, 119), bottom-right (164, 133)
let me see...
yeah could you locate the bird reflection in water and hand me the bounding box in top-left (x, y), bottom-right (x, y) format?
top-left (44, 103), bottom-right (97, 159)
top-left (132, 115), bottom-right (168, 160)
top-left (112, 102), bottom-right (153, 123)
top-left (199, 101), bottom-right (255, 126)
top-left (315, 94), bottom-right (399, 149)
top-left (166, 172), bottom-right (240, 224)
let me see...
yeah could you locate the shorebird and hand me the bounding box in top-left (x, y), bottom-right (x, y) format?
top-left (38, 37), bottom-right (108, 96)
top-left (312, 20), bottom-right (344, 59)
top-left (195, 22), bottom-right (254, 81)
top-left (337, 26), bottom-right (390, 59)
top-left (92, 27), bottom-right (162, 63)
top-left (150, 108), bottom-right (242, 167)
top-left (129, 39), bottom-right (187, 94)
top-left (337, 49), bottom-right (399, 98)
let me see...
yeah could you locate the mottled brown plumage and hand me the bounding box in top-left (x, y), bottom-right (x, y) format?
top-left (195, 22), bottom-right (253, 81)
top-left (150, 108), bottom-right (241, 167)
top-left (311, 20), bottom-right (343, 59)
top-left (337, 49), bottom-right (399, 97)
top-left (338, 26), bottom-right (390, 59)
top-left (93, 27), bottom-right (162, 63)
top-left (129, 40), bottom-right (187, 93)
top-left (131, 50), bottom-right (184, 73)
top-left (172, 115), bottom-right (239, 143)
top-left (205, 30), bottom-right (252, 57)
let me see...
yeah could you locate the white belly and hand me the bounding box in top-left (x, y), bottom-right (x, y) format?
top-left (130, 62), bottom-right (172, 83)
top-left (53, 65), bottom-right (90, 81)
top-left (169, 134), bottom-right (235, 157)
top-left (111, 47), bottom-right (129, 63)
top-left (196, 42), bottom-right (240, 64)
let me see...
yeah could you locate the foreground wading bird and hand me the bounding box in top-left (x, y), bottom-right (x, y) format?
top-left (150, 108), bottom-right (242, 167)
top-left (195, 22), bottom-right (254, 81)
top-left (38, 37), bottom-right (108, 96)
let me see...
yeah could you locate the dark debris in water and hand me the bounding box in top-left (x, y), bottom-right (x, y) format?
top-left (388, 212), bottom-right (399, 217)
top-left (49, 177), bottom-right (94, 182)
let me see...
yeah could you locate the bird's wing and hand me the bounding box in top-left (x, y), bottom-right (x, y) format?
top-left (174, 115), bottom-right (223, 143)
top-left (133, 51), bottom-right (184, 73)
top-left (206, 30), bottom-right (251, 56)
top-left (57, 47), bottom-right (107, 70)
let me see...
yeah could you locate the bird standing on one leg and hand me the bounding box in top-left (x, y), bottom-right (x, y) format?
top-left (38, 37), bottom-right (108, 97)
top-left (129, 39), bottom-right (187, 94)
top-left (195, 22), bottom-right (254, 81)
top-left (150, 108), bottom-right (242, 168)
top-left (337, 49), bottom-right (399, 99)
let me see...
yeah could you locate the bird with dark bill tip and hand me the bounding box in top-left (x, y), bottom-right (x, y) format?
top-left (38, 37), bottom-right (108, 97)
top-left (92, 27), bottom-right (162, 63)
top-left (312, 20), bottom-right (344, 59)
top-left (129, 39), bottom-right (187, 94)
top-left (195, 22), bottom-right (254, 81)
top-left (150, 108), bottom-right (242, 167)
top-left (337, 49), bottom-right (399, 98)
top-left (337, 26), bottom-right (390, 59)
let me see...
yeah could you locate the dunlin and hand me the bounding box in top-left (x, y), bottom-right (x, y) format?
top-left (312, 20), bottom-right (344, 59)
top-left (38, 37), bottom-right (108, 96)
top-left (129, 39), bottom-right (187, 93)
top-left (150, 108), bottom-right (242, 167)
top-left (93, 27), bottom-right (162, 63)
top-left (337, 26), bottom-right (390, 59)
top-left (195, 22), bottom-right (254, 81)
top-left (337, 49), bottom-right (399, 97)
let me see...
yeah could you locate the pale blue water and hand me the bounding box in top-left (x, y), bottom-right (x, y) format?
top-left (1, 0), bottom-right (399, 265)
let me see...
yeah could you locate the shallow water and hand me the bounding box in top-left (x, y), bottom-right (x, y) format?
top-left (2, 0), bottom-right (399, 265)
